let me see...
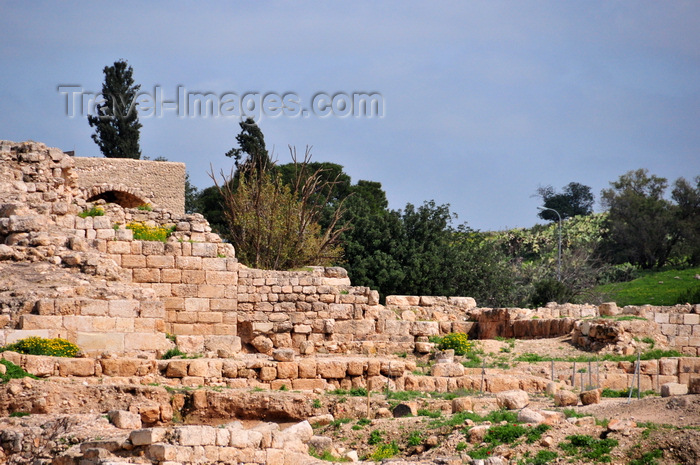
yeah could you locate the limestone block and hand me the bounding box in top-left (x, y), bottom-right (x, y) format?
top-left (599, 302), bottom-right (619, 316)
top-left (447, 297), bottom-right (477, 309)
top-left (191, 242), bottom-right (218, 257)
top-left (579, 389), bottom-right (601, 405)
top-left (76, 332), bottom-right (124, 353)
top-left (58, 358), bottom-right (95, 377)
top-left (131, 427), bottom-right (167, 446)
top-left (24, 355), bottom-right (55, 377)
top-left (411, 321), bottom-right (440, 336)
top-left (273, 348), bottom-right (295, 362)
top-left (540, 410), bottom-right (565, 425)
top-left (125, 333), bottom-right (170, 351)
top-left (385, 296), bottom-right (420, 307)
top-left (518, 408), bottom-right (545, 424)
top-left (276, 362), bottom-right (298, 379)
top-left (271, 420), bottom-right (312, 452)
top-left (8, 215), bottom-right (44, 232)
top-left (147, 444), bottom-right (192, 462)
top-left (188, 359), bottom-right (209, 377)
top-left (177, 425), bottom-right (217, 446)
top-left (298, 359), bottom-right (317, 378)
top-left (661, 382), bottom-right (688, 397)
top-left (659, 358), bottom-right (679, 375)
top-left (108, 300), bottom-right (139, 318)
top-left (431, 362), bottom-right (464, 378)
top-left (19, 315), bottom-right (62, 330)
top-left (166, 360), bottom-right (190, 378)
top-left (204, 335), bottom-right (242, 357)
top-left (468, 425), bottom-right (490, 443)
top-left (229, 429), bottom-right (263, 448)
top-left (109, 410), bottom-right (142, 430)
top-left (317, 360), bottom-right (347, 379)
top-left (260, 366), bottom-right (277, 381)
top-left (496, 389), bottom-right (530, 410)
top-left (292, 378), bottom-right (325, 390)
top-left (554, 390), bottom-right (579, 407)
top-left (252, 335), bottom-right (274, 355)
top-left (451, 397), bottom-right (473, 413)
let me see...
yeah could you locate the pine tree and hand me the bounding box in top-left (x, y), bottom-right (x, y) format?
top-left (88, 60), bottom-right (142, 159)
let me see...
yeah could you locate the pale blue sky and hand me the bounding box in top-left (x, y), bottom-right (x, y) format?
top-left (1, 1), bottom-right (698, 231)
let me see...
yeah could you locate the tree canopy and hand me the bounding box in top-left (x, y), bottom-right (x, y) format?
top-left (536, 182), bottom-right (594, 221)
top-left (87, 60), bottom-right (142, 159)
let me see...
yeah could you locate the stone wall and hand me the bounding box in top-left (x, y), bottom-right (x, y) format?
top-left (72, 157), bottom-right (185, 215)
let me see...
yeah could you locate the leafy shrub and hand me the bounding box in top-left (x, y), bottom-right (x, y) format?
top-left (127, 222), bottom-right (175, 242)
top-left (161, 348), bottom-right (186, 359)
top-left (0, 337), bottom-right (79, 357)
top-left (418, 408), bottom-right (442, 418)
top-left (483, 409), bottom-right (519, 424)
top-left (559, 434), bottom-right (618, 462)
top-left (523, 450), bottom-right (558, 465)
top-left (629, 449), bottom-right (663, 465)
top-left (531, 279), bottom-right (573, 307)
top-left (676, 285), bottom-right (700, 304)
top-left (484, 424), bottom-right (527, 444)
top-left (435, 332), bottom-right (472, 355)
top-left (597, 262), bottom-right (639, 285)
top-left (137, 203), bottom-right (153, 211)
top-left (9, 411), bottom-right (30, 418)
top-left (368, 429), bottom-right (383, 445)
top-left (78, 206), bottom-right (105, 218)
top-left (369, 441), bottom-right (399, 461)
top-left (407, 431), bottom-right (423, 446)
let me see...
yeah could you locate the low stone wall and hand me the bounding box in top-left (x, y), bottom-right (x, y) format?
top-left (62, 421), bottom-right (317, 465)
top-left (5, 351), bottom-right (700, 395)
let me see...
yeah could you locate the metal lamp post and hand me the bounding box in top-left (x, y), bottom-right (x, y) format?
top-left (538, 206), bottom-right (562, 282)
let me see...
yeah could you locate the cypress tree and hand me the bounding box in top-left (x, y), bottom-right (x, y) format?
top-left (88, 60), bottom-right (142, 159)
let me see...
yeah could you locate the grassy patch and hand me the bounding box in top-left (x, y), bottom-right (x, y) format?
top-left (369, 441), bottom-right (399, 461)
top-left (596, 267), bottom-right (700, 306)
top-left (601, 388), bottom-right (656, 398)
top-left (515, 348), bottom-right (683, 364)
top-left (559, 434), bottom-right (618, 462)
top-left (309, 447), bottom-right (349, 462)
top-left (0, 360), bottom-right (39, 383)
top-left (78, 206), bottom-right (104, 218)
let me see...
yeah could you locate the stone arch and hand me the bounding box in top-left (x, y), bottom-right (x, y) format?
top-left (83, 184), bottom-right (152, 209)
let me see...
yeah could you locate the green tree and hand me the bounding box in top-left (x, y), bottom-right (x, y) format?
top-left (225, 117), bottom-right (271, 174)
top-left (87, 60), bottom-right (142, 159)
top-left (600, 169), bottom-right (678, 269)
top-left (536, 182), bottom-right (594, 221)
top-left (672, 175), bottom-right (700, 265)
top-left (211, 148), bottom-right (347, 270)
top-left (184, 173), bottom-right (200, 214)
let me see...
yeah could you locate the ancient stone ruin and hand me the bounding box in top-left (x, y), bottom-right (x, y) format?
top-left (0, 140), bottom-right (699, 465)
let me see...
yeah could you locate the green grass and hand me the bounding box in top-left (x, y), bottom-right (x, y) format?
top-left (1, 360), bottom-right (39, 383)
top-left (515, 348), bottom-right (683, 363)
top-left (596, 267), bottom-right (700, 306)
top-left (559, 434), bottom-right (618, 462)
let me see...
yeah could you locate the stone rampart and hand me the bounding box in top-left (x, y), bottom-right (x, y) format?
top-left (72, 156), bottom-right (185, 215)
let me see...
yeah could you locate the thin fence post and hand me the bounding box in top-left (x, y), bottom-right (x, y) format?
top-left (637, 352), bottom-right (641, 400)
top-left (550, 360), bottom-right (554, 382)
top-left (596, 357), bottom-right (600, 389)
top-left (588, 361), bottom-right (592, 389)
top-left (572, 362), bottom-right (576, 389)
top-left (480, 359), bottom-right (486, 395)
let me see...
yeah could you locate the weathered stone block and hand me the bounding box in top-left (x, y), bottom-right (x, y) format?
top-left (58, 358), bottom-right (95, 377)
top-left (385, 295), bottom-right (420, 307)
top-left (109, 300), bottom-right (139, 318)
top-left (292, 378), bottom-right (325, 390)
top-left (131, 427), bottom-right (166, 445)
top-left (496, 389), bottom-right (530, 409)
top-left (661, 382), bottom-right (688, 397)
top-left (24, 355), bottom-right (55, 377)
top-left (177, 425), bottom-right (217, 446)
top-left (317, 360), bottom-right (347, 379)
top-left (109, 410), bottom-right (143, 430)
